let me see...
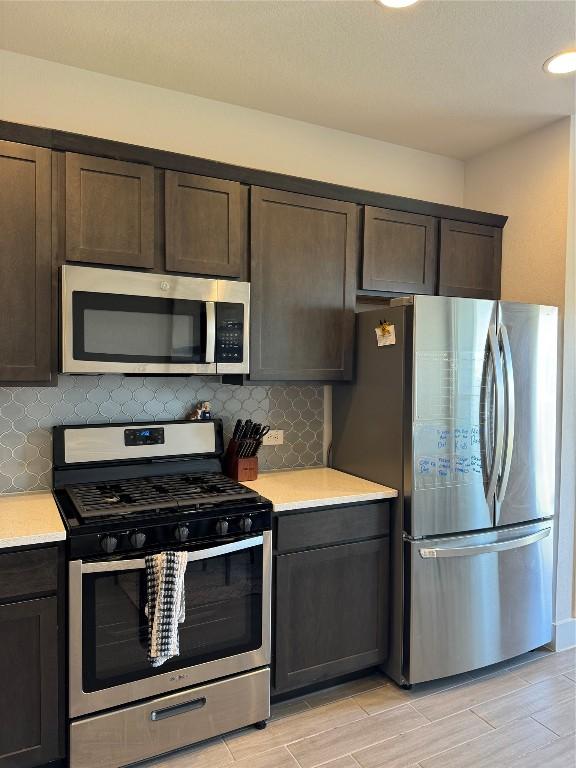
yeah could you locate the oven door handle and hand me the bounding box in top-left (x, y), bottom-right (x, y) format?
top-left (80, 535), bottom-right (264, 573)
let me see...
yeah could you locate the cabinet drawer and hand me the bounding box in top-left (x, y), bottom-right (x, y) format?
top-left (276, 502), bottom-right (389, 553)
top-left (0, 547), bottom-right (58, 601)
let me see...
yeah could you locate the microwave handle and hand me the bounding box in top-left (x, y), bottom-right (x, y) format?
top-left (80, 535), bottom-right (264, 574)
top-left (205, 301), bottom-right (216, 363)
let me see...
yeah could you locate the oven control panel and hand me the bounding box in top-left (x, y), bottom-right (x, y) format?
top-left (69, 505), bottom-right (272, 560)
top-left (124, 427), bottom-right (165, 446)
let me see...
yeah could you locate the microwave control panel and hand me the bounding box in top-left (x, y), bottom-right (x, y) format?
top-left (216, 303), bottom-right (244, 363)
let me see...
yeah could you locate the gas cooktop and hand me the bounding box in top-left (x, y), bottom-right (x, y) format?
top-left (52, 420), bottom-right (272, 560)
top-left (64, 471), bottom-right (259, 522)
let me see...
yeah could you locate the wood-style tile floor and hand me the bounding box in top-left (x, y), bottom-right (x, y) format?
top-left (145, 648), bottom-right (576, 768)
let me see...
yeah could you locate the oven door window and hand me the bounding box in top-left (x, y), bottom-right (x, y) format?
top-left (81, 545), bottom-right (263, 692)
top-left (72, 292), bottom-right (207, 364)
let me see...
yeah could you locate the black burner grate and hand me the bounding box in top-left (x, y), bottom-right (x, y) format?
top-left (65, 472), bottom-right (258, 521)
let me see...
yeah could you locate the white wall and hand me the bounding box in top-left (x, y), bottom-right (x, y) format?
top-left (0, 50), bottom-right (464, 206)
top-left (464, 117), bottom-right (574, 650)
top-left (465, 118), bottom-right (570, 310)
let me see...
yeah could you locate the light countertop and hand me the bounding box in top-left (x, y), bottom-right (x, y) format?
top-left (243, 467), bottom-right (397, 512)
top-left (0, 491), bottom-right (66, 549)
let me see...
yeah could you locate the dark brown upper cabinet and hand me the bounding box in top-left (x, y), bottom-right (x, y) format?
top-left (362, 207), bottom-right (438, 295)
top-left (250, 187), bottom-right (358, 381)
top-left (439, 219), bottom-right (502, 299)
top-left (65, 153), bottom-right (155, 269)
top-left (0, 141), bottom-right (52, 383)
top-left (165, 171), bottom-right (244, 278)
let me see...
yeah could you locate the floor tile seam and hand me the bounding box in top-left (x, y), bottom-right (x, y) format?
top-left (468, 673), bottom-right (576, 726)
top-left (227, 708), bottom-right (370, 759)
top-left (528, 712), bottom-right (571, 739)
top-left (513, 663), bottom-right (576, 685)
top-left (412, 672), bottom-right (532, 721)
top-left (347, 710), bottom-right (496, 768)
top-left (401, 715), bottom-right (546, 768)
top-left (285, 706), bottom-right (430, 768)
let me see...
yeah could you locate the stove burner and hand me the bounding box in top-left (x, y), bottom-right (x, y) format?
top-left (65, 472), bottom-right (259, 521)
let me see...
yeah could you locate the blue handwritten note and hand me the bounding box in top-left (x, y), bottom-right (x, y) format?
top-left (455, 456), bottom-right (470, 475)
top-left (418, 458), bottom-right (437, 475)
top-left (437, 457), bottom-right (452, 477)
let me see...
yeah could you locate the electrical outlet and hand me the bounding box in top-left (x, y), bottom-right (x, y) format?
top-left (263, 429), bottom-right (284, 446)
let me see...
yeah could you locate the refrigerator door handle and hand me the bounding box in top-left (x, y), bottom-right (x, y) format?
top-left (486, 324), bottom-right (505, 503)
top-left (419, 526), bottom-right (551, 558)
top-left (497, 324), bottom-right (515, 505)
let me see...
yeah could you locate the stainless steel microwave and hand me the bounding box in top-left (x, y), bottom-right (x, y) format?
top-left (61, 265), bottom-right (250, 375)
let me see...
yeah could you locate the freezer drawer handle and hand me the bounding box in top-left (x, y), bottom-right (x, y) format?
top-left (150, 696), bottom-right (207, 721)
top-left (419, 527), bottom-right (551, 559)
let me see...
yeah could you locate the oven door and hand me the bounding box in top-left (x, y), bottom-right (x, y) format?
top-left (62, 265), bottom-right (218, 374)
top-left (69, 532), bottom-right (271, 718)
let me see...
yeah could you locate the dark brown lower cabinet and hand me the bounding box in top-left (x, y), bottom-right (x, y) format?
top-left (0, 597), bottom-right (60, 768)
top-left (274, 536), bottom-right (389, 694)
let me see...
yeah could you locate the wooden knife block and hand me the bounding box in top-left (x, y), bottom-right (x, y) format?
top-left (225, 455), bottom-right (258, 482)
top-left (224, 439), bottom-right (259, 481)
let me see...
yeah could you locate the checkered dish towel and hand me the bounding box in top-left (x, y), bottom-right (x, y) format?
top-left (145, 551), bottom-right (188, 667)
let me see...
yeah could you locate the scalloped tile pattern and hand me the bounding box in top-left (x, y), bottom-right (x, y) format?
top-left (0, 376), bottom-right (324, 494)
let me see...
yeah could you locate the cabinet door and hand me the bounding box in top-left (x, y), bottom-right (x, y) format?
top-left (439, 220), bottom-right (502, 299)
top-left (65, 153), bottom-right (155, 268)
top-left (251, 187), bottom-right (358, 381)
top-left (274, 538), bottom-right (389, 693)
top-left (0, 141), bottom-right (52, 383)
top-left (165, 171), bottom-right (244, 277)
top-left (0, 597), bottom-right (60, 768)
top-left (362, 207), bottom-right (437, 294)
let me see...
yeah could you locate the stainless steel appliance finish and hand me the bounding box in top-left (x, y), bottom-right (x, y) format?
top-left (61, 264), bottom-right (250, 374)
top-left (70, 668), bottom-right (270, 768)
top-left (409, 521), bottom-right (553, 683)
top-left (53, 419), bottom-right (272, 767)
top-left (412, 296), bottom-right (497, 537)
top-left (495, 301), bottom-right (557, 527)
top-left (63, 421), bottom-right (216, 464)
top-left (68, 531), bottom-right (272, 718)
top-left (332, 296), bottom-right (558, 685)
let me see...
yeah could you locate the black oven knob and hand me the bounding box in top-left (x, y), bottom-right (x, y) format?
top-left (239, 516), bottom-right (253, 533)
top-left (100, 534), bottom-right (118, 554)
top-left (174, 524), bottom-right (189, 543)
top-left (215, 519), bottom-right (229, 536)
top-left (129, 530), bottom-right (147, 549)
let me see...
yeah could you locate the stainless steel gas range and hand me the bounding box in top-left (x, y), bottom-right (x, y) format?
top-left (52, 419), bottom-right (272, 768)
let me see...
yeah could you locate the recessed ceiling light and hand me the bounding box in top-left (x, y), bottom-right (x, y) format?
top-left (376, 0), bottom-right (421, 8)
top-left (543, 50), bottom-right (576, 75)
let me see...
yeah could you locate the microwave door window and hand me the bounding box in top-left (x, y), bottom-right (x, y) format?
top-left (73, 292), bottom-right (207, 364)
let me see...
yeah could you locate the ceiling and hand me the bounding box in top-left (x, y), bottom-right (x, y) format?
top-left (0, 0), bottom-right (574, 159)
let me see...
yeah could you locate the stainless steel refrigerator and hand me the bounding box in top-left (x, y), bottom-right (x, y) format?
top-left (332, 296), bottom-right (557, 686)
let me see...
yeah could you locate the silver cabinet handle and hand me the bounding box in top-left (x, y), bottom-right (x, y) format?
top-left (497, 324), bottom-right (515, 505)
top-left (150, 696), bottom-right (206, 721)
top-left (205, 301), bottom-right (216, 363)
top-left (419, 527), bottom-right (551, 558)
top-left (81, 534), bottom-right (264, 573)
top-left (486, 324), bottom-right (505, 503)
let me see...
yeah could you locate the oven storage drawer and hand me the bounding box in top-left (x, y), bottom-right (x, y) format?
top-left (70, 667), bottom-right (270, 768)
top-left (276, 502), bottom-right (390, 553)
